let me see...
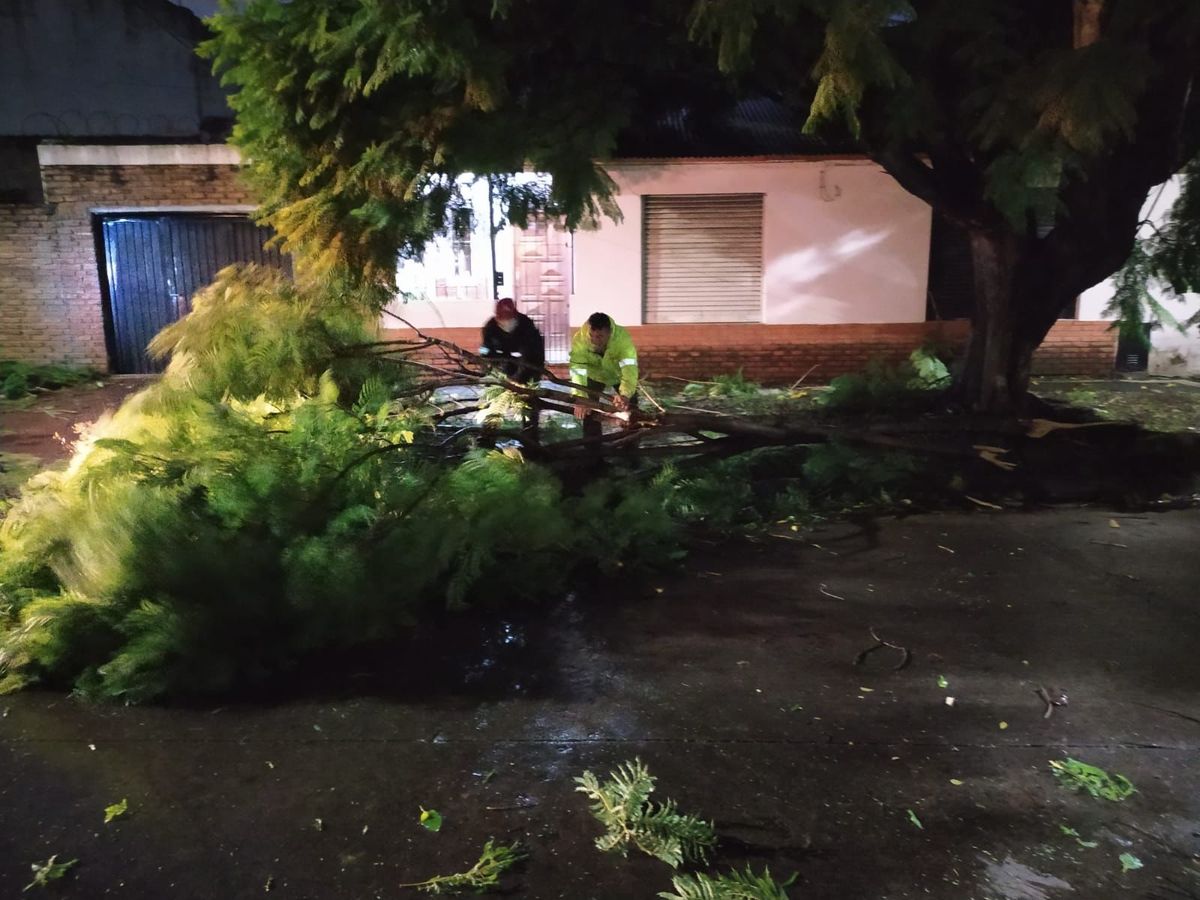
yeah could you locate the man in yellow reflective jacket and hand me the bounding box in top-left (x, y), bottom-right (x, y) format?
top-left (568, 312), bottom-right (639, 439)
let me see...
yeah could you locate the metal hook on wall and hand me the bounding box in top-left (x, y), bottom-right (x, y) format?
top-left (818, 165), bottom-right (842, 202)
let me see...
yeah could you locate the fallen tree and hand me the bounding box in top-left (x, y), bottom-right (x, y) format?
top-left (1, 268), bottom-right (1194, 703)
top-left (348, 313), bottom-right (1018, 470)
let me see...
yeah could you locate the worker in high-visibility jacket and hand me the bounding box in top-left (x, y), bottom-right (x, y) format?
top-left (569, 312), bottom-right (639, 440)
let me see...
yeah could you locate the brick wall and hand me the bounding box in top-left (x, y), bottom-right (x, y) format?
top-left (383, 319), bottom-right (1117, 384)
top-left (0, 163), bottom-right (251, 368)
top-left (0, 158), bottom-right (1117, 379)
top-left (1028, 320), bottom-right (1119, 376)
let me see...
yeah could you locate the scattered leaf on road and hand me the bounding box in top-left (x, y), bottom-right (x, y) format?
top-left (419, 807), bottom-right (443, 832)
top-left (1109, 519), bottom-right (1121, 529)
top-left (906, 809), bottom-right (923, 829)
top-left (949, 779), bottom-right (963, 786)
top-left (103, 799), bottom-right (127, 824)
top-left (999, 721), bottom-right (1009, 730)
top-left (1119, 852), bottom-right (1143, 872)
top-left (24, 855), bottom-right (77, 891)
top-left (937, 675), bottom-right (949, 689)
top-left (1050, 758), bottom-right (1136, 801)
top-left (859, 687), bottom-right (874, 693)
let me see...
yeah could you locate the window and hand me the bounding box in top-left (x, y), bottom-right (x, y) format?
top-left (642, 193), bottom-right (764, 323)
top-left (451, 208), bottom-right (473, 277)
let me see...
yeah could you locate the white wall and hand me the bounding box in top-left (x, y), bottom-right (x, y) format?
top-left (1078, 176), bottom-right (1200, 375)
top-left (570, 158), bottom-right (932, 327)
top-left (387, 176), bottom-right (515, 330)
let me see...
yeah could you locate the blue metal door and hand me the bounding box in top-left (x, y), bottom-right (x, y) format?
top-left (99, 214), bottom-right (288, 374)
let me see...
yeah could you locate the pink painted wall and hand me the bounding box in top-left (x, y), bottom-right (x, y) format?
top-left (570, 158), bottom-right (933, 327)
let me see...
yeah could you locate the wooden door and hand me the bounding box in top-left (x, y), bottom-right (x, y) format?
top-left (514, 218), bottom-right (571, 361)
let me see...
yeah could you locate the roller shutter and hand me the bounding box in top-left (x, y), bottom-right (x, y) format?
top-left (643, 193), bottom-right (763, 323)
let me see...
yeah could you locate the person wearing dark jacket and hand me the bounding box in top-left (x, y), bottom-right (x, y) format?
top-left (480, 297), bottom-right (545, 384)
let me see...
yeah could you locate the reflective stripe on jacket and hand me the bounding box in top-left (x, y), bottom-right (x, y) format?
top-left (568, 317), bottom-right (638, 398)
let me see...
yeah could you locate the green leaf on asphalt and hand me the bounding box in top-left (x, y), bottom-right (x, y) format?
top-left (1059, 824), bottom-right (1098, 848)
top-left (1119, 853), bottom-right (1143, 872)
top-left (419, 807), bottom-right (443, 832)
top-left (906, 809), bottom-right (923, 829)
top-left (1050, 758), bottom-right (1136, 802)
top-left (24, 855), bottom-right (77, 891)
top-left (103, 798), bottom-right (128, 824)
top-left (937, 675), bottom-right (949, 689)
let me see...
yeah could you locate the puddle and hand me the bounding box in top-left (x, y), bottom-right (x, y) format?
top-left (980, 855), bottom-right (1073, 900)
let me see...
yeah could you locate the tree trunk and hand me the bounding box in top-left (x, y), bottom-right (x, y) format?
top-left (958, 229), bottom-right (1024, 413)
top-left (957, 223), bottom-right (1087, 414)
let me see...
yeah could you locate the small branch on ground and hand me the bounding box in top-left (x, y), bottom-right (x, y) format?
top-left (854, 627), bottom-right (912, 670)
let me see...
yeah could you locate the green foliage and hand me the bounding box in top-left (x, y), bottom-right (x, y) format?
top-left (572, 471), bottom-right (685, 574)
top-left (1118, 852), bottom-right (1144, 873)
top-left (419, 807), bottom-right (443, 832)
top-left (575, 759), bottom-right (716, 868)
top-left (24, 855), bottom-right (77, 892)
top-left (1146, 157), bottom-right (1200, 304)
top-left (660, 867), bottom-right (795, 900)
top-left (400, 840), bottom-right (525, 894)
top-left (0, 272), bottom-right (684, 702)
top-left (664, 440), bottom-right (920, 532)
top-left (1, 361), bottom-right (99, 400)
top-left (1109, 157), bottom-right (1200, 344)
top-left (146, 265), bottom-right (390, 403)
top-left (802, 443), bottom-right (918, 506)
top-left (1, 453), bottom-right (43, 504)
top-left (204, 0), bottom-right (715, 280)
top-left (820, 347), bottom-right (949, 412)
top-left (1049, 758), bottom-right (1136, 802)
top-left (203, 0), bottom-right (1200, 403)
top-left (103, 798), bottom-right (128, 823)
top-left (679, 371), bottom-right (762, 401)
top-left (664, 458), bottom-right (759, 532)
top-left (474, 384), bottom-right (530, 424)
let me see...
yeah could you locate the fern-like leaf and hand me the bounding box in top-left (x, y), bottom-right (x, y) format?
top-left (660, 866), bottom-right (796, 900)
top-left (575, 759), bottom-right (715, 867)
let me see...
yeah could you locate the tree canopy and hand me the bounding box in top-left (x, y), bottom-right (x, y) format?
top-left (205, 0), bottom-right (1200, 408)
top-left (203, 0), bottom-right (748, 282)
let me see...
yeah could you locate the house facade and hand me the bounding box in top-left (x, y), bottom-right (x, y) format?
top-left (0, 0), bottom-right (1134, 383)
top-left (0, 0), bottom-right (285, 374)
top-left (385, 157), bottom-right (1116, 383)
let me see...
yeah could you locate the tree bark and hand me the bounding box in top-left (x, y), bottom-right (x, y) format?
top-left (958, 229), bottom-right (1023, 412)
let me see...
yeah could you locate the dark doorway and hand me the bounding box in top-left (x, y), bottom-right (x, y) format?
top-left (97, 213), bottom-right (289, 374)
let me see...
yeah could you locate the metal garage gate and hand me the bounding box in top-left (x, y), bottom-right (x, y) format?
top-left (98, 214), bottom-right (289, 374)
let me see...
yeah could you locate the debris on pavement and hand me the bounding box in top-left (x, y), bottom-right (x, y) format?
top-left (854, 627), bottom-right (912, 670)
